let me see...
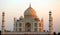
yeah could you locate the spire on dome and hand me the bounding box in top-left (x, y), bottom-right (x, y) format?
top-left (29, 3), bottom-right (31, 8)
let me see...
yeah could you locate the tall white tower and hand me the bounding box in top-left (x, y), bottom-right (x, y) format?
top-left (49, 11), bottom-right (53, 34)
top-left (2, 12), bottom-right (5, 34)
top-left (41, 18), bottom-right (44, 32)
top-left (14, 17), bottom-right (16, 32)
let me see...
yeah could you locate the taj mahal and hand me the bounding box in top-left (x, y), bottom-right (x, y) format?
top-left (1, 4), bottom-right (53, 35)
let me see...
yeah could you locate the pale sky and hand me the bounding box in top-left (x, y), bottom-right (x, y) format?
top-left (0, 0), bottom-right (60, 33)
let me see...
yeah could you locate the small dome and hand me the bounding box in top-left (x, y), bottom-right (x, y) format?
top-left (34, 16), bottom-right (40, 21)
top-left (24, 4), bottom-right (36, 16)
top-left (19, 16), bottom-right (23, 20)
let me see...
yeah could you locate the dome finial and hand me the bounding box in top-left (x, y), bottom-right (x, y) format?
top-left (29, 3), bottom-right (31, 8)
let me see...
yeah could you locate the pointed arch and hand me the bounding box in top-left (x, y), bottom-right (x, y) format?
top-left (25, 23), bottom-right (31, 32)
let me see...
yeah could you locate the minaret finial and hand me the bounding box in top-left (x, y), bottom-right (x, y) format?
top-left (49, 11), bottom-right (52, 13)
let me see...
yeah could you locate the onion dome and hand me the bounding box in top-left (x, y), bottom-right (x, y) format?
top-left (24, 4), bottom-right (36, 17)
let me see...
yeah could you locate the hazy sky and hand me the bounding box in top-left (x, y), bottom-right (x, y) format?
top-left (0, 0), bottom-right (60, 33)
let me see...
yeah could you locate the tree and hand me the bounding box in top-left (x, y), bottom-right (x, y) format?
top-left (58, 32), bottom-right (60, 35)
top-left (53, 32), bottom-right (56, 35)
top-left (0, 30), bottom-right (1, 35)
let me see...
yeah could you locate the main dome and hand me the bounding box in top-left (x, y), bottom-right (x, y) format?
top-left (24, 4), bottom-right (36, 16)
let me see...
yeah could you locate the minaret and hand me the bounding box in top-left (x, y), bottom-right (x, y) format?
top-left (2, 12), bottom-right (5, 34)
top-left (41, 18), bottom-right (44, 32)
top-left (14, 17), bottom-right (16, 31)
top-left (49, 11), bottom-right (53, 34)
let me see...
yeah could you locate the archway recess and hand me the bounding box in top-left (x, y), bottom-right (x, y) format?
top-left (25, 23), bottom-right (31, 32)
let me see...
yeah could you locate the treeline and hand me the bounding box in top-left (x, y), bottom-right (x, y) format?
top-left (0, 30), bottom-right (60, 35)
top-left (54, 32), bottom-right (60, 35)
top-left (0, 31), bottom-right (1, 35)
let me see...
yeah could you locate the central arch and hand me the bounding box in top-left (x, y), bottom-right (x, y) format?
top-left (25, 23), bottom-right (31, 32)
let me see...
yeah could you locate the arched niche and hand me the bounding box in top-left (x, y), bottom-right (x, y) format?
top-left (25, 23), bottom-right (31, 32)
